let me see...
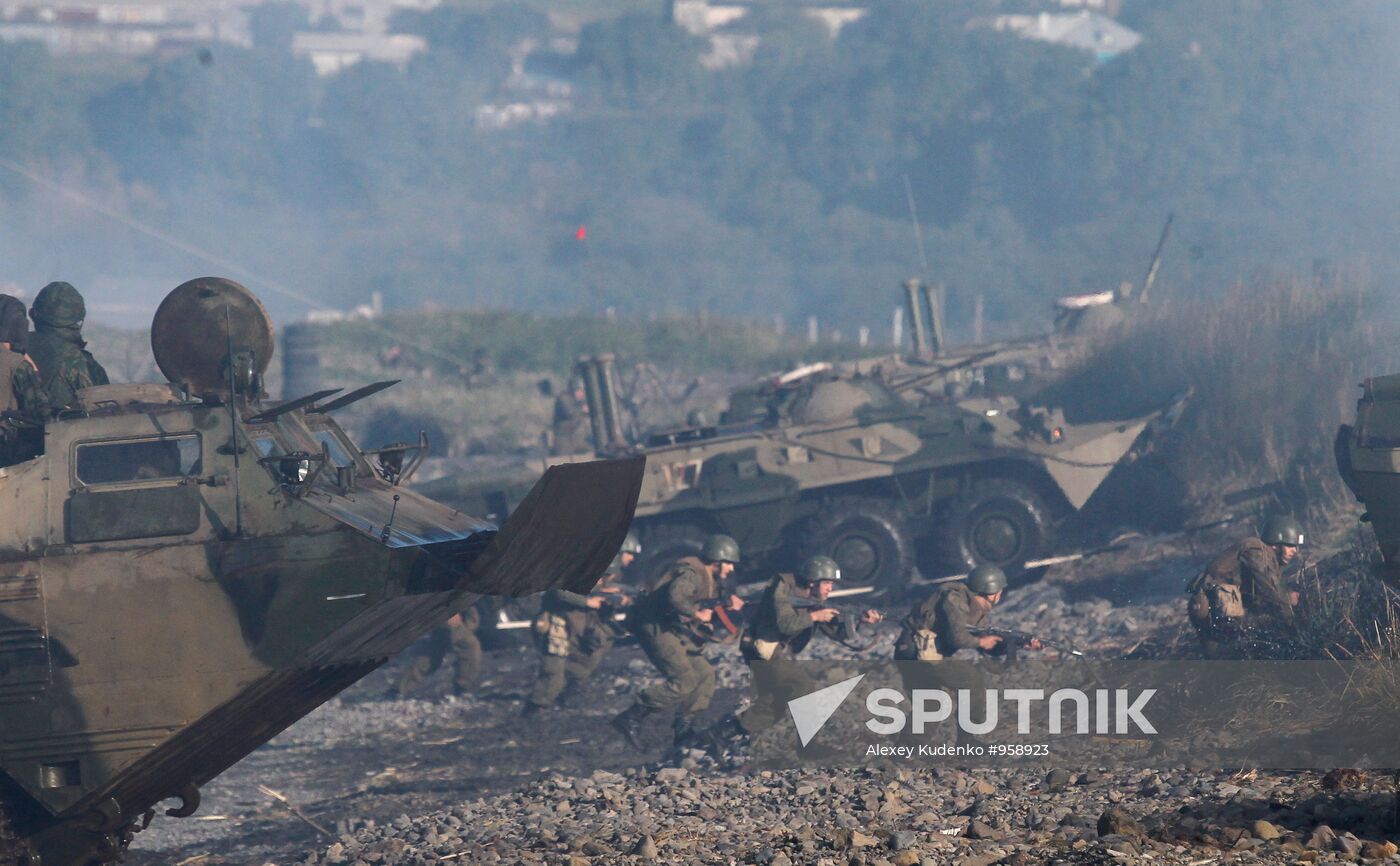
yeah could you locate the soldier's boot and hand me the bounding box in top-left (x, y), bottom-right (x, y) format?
top-left (671, 714), bottom-right (701, 749)
top-left (699, 713), bottom-right (747, 757)
top-left (610, 703), bottom-right (651, 750)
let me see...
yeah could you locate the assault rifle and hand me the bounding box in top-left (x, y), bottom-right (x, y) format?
top-left (968, 627), bottom-right (1083, 660)
top-left (787, 594), bottom-right (881, 652)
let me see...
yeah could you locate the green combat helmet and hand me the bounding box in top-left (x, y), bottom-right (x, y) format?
top-left (798, 555), bottom-right (841, 584)
top-left (966, 563), bottom-right (1007, 595)
top-left (702, 533), bottom-right (741, 564)
top-left (30, 281), bottom-right (86, 329)
top-left (1260, 515), bottom-right (1306, 547)
top-left (621, 530), bottom-right (642, 556)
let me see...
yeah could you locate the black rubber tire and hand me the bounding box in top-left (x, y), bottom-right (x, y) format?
top-left (934, 479), bottom-right (1054, 576)
top-left (636, 522), bottom-right (710, 589)
top-left (797, 498), bottom-right (916, 592)
top-left (0, 791), bottom-right (36, 866)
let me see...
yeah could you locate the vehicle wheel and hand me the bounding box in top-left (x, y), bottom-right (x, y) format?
top-left (934, 479), bottom-right (1054, 576)
top-left (798, 498), bottom-right (916, 592)
top-left (636, 523), bottom-right (710, 589)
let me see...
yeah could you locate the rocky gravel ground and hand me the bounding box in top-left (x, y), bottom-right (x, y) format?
top-left (126, 531), bottom-right (1399, 866)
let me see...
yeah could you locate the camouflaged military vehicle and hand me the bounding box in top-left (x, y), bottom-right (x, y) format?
top-left (0, 278), bottom-right (642, 866)
top-left (1338, 374), bottom-right (1400, 580)
top-left (427, 350), bottom-right (1174, 593)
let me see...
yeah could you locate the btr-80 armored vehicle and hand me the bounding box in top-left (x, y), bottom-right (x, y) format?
top-left (0, 278), bottom-right (642, 865)
top-left (428, 349), bottom-right (1173, 592)
top-left (1338, 374), bottom-right (1400, 580)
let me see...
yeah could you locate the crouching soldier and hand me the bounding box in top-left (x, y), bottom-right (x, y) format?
top-left (893, 565), bottom-right (1031, 746)
top-left (1187, 515), bottom-right (1303, 659)
top-left (523, 532), bottom-right (640, 714)
top-left (610, 534), bottom-right (744, 750)
top-left (702, 555), bottom-right (882, 751)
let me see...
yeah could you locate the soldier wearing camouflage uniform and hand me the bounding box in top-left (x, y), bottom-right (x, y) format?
top-left (0, 296), bottom-right (48, 465)
top-left (549, 377), bottom-right (591, 456)
top-left (895, 565), bottom-right (1015, 661)
top-left (523, 532), bottom-right (640, 714)
top-left (704, 555), bottom-right (882, 748)
top-left (1186, 515), bottom-right (1303, 659)
top-left (27, 282), bottom-right (109, 414)
top-left (610, 534), bottom-right (744, 749)
top-left (893, 565), bottom-right (1030, 746)
top-left (387, 603), bottom-right (482, 699)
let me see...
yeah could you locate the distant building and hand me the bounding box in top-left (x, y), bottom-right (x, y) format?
top-left (0, 1), bottom-right (249, 54)
top-left (670, 0), bottom-right (868, 69)
top-left (0, 0), bottom-right (440, 63)
top-left (292, 31), bottom-right (425, 75)
top-left (978, 10), bottom-right (1141, 61)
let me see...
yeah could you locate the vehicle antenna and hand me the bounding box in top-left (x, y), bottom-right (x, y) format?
top-left (902, 173), bottom-right (931, 278)
top-left (381, 494), bottom-right (400, 545)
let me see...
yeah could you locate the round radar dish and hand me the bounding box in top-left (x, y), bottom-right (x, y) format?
top-left (151, 277), bottom-right (274, 398)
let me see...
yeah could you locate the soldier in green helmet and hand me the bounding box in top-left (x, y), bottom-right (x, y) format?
top-left (702, 554), bottom-right (882, 751)
top-left (894, 564), bottom-right (1033, 747)
top-left (0, 295), bottom-right (48, 465)
top-left (611, 533), bottom-right (745, 749)
top-left (27, 282), bottom-right (109, 414)
top-left (895, 564), bottom-right (1033, 661)
top-left (523, 531), bottom-right (641, 714)
top-left (1186, 515), bottom-right (1304, 658)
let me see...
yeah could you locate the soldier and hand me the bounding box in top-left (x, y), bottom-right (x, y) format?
top-left (894, 564), bottom-right (1029, 746)
top-left (386, 603), bottom-right (482, 700)
top-left (0, 296), bottom-right (48, 465)
top-left (610, 534), bottom-right (744, 749)
top-left (549, 377), bottom-right (591, 456)
top-left (523, 531), bottom-right (641, 715)
top-left (27, 282), bottom-right (109, 414)
top-left (896, 565), bottom-right (1026, 661)
top-left (1186, 515), bottom-right (1303, 659)
top-left (703, 555), bottom-right (882, 749)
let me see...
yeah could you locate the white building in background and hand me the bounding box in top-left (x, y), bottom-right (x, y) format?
top-left (0, 0), bottom-right (440, 63)
top-left (293, 30), bottom-right (425, 75)
top-left (979, 11), bottom-right (1142, 61)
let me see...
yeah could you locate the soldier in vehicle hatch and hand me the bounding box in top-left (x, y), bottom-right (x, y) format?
top-left (386, 602), bottom-right (483, 699)
top-left (0, 295), bottom-right (48, 465)
top-left (27, 281), bottom-right (109, 414)
top-left (522, 532), bottom-right (641, 715)
top-left (548, 376), bottom-right (591, 456)
top-left (610, 534), bottom-right (745, 750)
top-left (701, 555), bottom-right (883, 751)
top-left (1186, 515), bottom-right (1303, 659)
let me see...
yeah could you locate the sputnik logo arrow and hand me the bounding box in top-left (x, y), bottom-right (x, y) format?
top-left (787, 674), bottom-right (865, 746)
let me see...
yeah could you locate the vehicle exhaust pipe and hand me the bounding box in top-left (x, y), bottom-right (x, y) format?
top-left (576, 354), bottom-right (628, 452)
top-left (920, 281), bottom-right (945, 356)
top-left (903, 279), bottom-right (930, 357)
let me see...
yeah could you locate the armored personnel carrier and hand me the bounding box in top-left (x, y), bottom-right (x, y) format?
top-left (428, 349), bottom-right (1173, 592)
top-left (0, 278), bottom-right (642, 865)
top-left (1338, 374), bottom-right (1400, 580)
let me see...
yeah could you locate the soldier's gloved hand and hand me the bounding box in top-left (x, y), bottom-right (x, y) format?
top-left (977, 634), bottom-right (1003, 651)
top-left (861, 609), bottom-right (883, 625)
top-left (810, 608), bottom-right (839, 624)
top-left (586, 597), bottom-right (605, 609)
